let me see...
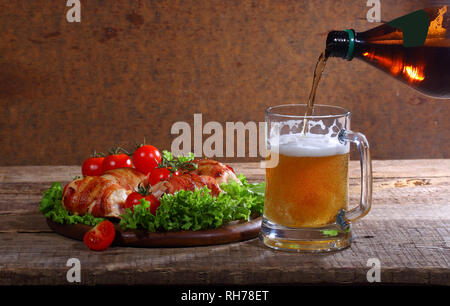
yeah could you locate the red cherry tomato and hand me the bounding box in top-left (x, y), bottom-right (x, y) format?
top-left (148, 194), bottom-right (161, 216)
top-left (82, 157), bottom-right (104, 176)
top-left (102, 153), bottom-right (132, 173)
top-left (148, 168), bottom-right (180, 186)
top-left (124, 192), bottom-right (160, 215)
top-left (148, 168), bottom-right (170, 185)
top-left (132, 145), bottom-right (162, 175)
top-left (123, 192), bottom-right (143, 210)
top-left (83, 220), bottom-right (116, 251)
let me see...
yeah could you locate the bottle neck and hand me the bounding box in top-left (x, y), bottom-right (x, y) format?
top-left (326, 29), bottom-right (356, 61)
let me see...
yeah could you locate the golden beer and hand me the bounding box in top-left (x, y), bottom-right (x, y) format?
top-left (264, 133), bottom-right (349, 228)
top-left (260, 104), bottom-right (372, 252)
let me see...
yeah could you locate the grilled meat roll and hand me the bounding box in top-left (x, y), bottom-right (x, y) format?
top-left (101, 168), bottom-right (147, 190)
top-left (62, 168), bottom-right (146, 218)
top-left (192, 159), bottom-right (241, 185)
top-left (150, 173), bottom-right (222, 199)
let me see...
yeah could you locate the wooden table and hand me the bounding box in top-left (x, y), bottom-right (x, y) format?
top-left (0, 160), bottom-right (449, 286)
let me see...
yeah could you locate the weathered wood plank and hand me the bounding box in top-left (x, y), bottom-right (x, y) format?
top-left (0, 194), bottom-right (450, 233)
top-left (0, 161), bottom-right (448, 286)
top-left (1, 176), bottom-right (447, 215)
top-left (0, 176), bottom-right (447, 196)
top-left (0, 218), bottom-right (448, 286)
top-left (0, 213), bottom-right (51, 233)
top-left (0, 164), bottom-right (449, 228)
top-left (1, 160), bottom-right (449, 184)
top-left (0, 166), bottom-right (80, 183)
top-left (1, 161), bottom-right (449, 214)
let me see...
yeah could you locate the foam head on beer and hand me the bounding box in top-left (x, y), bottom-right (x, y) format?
top-left (269, 120), bottom-right (350, 157)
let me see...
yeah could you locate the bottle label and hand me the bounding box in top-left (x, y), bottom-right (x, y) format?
top-left (387, 10), bottom-right (430, 47)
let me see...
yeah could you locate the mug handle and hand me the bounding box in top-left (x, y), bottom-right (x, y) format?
top-left (338, 129), bottom-right (373, 226)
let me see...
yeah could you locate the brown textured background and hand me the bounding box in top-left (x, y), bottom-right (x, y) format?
top-left (0, 0), bottom-right (449, 166)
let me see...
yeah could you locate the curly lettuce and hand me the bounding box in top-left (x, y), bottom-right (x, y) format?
top-left (120, 175), bottom-right (265, 231)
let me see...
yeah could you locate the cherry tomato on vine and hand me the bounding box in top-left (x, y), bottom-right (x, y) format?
top-left (82, 156), bottom-right (104, 176)
top-left (124, 192), bottom-right (145, 210)
top-left (132, 145), bottom-right (162, 175)
top-left (102, 148), bottom-right (133, 173)
top-left (147, 194), bottom-right (161, 215)
top-left (148, 168), bottom-right (180, 186)
top-left (124, 184), bottom-right (161, 215)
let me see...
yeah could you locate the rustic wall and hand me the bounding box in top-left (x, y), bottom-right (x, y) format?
top-left (0, 0), bottom-right (448, 165)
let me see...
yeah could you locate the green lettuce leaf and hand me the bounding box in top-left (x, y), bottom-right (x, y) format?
top-left (119, 177), bottom-right (265, 232)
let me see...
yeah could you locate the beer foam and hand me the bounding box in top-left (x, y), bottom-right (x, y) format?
top-left (272, 133), bottom-right (349, 157)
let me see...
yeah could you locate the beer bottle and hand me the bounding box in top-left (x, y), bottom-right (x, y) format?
top-left (325, 6), bottom-right (450, 98)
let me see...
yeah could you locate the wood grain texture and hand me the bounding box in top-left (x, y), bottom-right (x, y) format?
top-left (0, 161), bottom-right (449, 285)
top-left (0, 221), bottom-right (448, 286)
top-left (0, 0), bottom-right (449, 167)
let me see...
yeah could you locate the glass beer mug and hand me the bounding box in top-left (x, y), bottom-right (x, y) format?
top-left (260, 104), bottom-right (372, 252)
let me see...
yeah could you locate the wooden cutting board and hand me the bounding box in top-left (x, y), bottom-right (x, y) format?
top-left (46, 216), bottom-right (262, 247)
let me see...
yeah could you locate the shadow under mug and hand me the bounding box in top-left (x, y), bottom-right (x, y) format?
top-left (259, 104), bottom-right (372, 252)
